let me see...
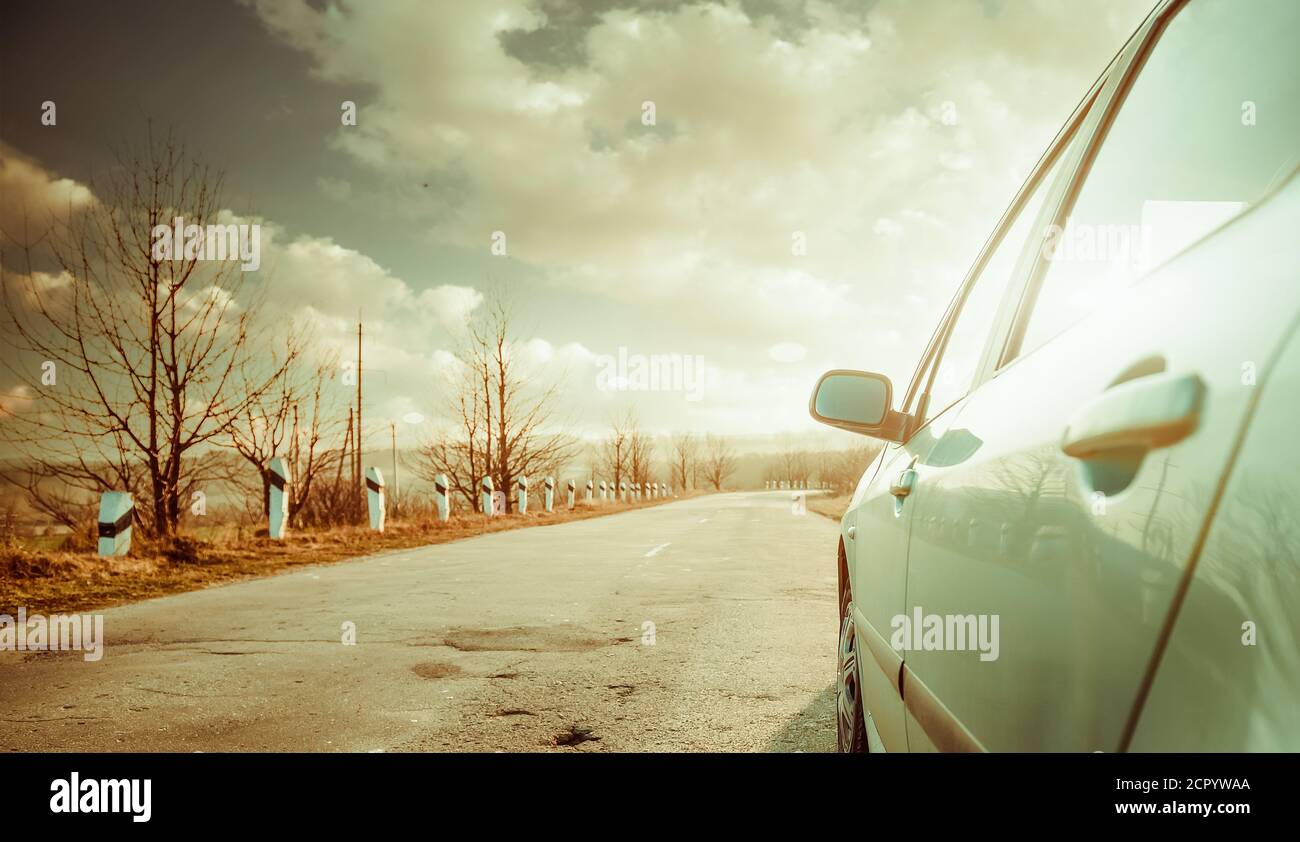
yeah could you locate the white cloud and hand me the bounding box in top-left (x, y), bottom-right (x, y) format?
top-left (251, 0), bottom-right (1149, 406)
top-left (0, 143), bottom-right (94, 240)
top-left (316, 176), bottom-right (352, 202)
top-left (3, 2), bottom-right (1153, 443)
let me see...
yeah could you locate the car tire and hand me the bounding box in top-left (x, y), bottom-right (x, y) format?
top-left (837, 579), bottom-right (868, 753)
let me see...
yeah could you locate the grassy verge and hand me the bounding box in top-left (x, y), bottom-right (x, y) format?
top-left (806, 493), bottom-right (851, 522)
top-left (1, 496), bottom-right (690, 615)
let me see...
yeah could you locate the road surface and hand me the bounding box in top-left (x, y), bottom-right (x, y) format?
top-left (0, 492), bottom-right (839, 752)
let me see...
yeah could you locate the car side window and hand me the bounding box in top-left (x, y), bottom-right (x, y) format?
top-left (1007, 0), bottom-right (1300, 361)
top-left (922, 136), bottom-right (1075, 421)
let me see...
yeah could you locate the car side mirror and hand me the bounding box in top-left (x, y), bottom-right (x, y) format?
top-left (809, 369), bottom-right (906, 441)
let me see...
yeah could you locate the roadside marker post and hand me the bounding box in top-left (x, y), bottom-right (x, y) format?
top-left (268, 457), bottom-right (290, 540)
top-left (545, 477), bottom-right (556, 513)
top-left (481, 476), bottom-right (494, 516)
top-left (96, 492), bottom-right (134, 557)
top-left (585, 479), bottom-right (593, 503)
top-left (517, 476), bottom-right (529, 514)
top-left (434, 473), bottom-right (450, 522)
top-left (365, 466), bottom-right (386, 532)
top-left (620, 481), bottom-right (628, 503)
top-left (566, 479), bottom-right (575, 509)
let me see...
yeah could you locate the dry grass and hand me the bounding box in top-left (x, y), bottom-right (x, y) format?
top-left (0, 495), bottom-right (693, 615)
top-left (806, 493), bottom-right (851, 522)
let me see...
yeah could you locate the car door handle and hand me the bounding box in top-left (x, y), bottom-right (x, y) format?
top-left (846, 526), bottom-right (857, 540)
top-left (1061, 372), bottom-right (1204, 459)
top-left (889, 468), bottom-right (917, 499)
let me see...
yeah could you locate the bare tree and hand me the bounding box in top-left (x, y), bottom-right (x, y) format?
top-left (627, 413), bottom-right (654, 489)
top-left (777, 434), bottom-right (812, 487)
top-left (414, 339), bottom-right (491, 512)
top-left (227, 341), bottom-right (344, 527)
top-left (0, 132), bottom-right (289, 537)
top-left (414, 291), bottom-right (573, 513)
top-left (670, 431), bottom-right (697, 491)
top-left (294, 442), bottom-right (360, 528)
top-left (701, 433), bottom-right (736, 491)
top-left (821, 443), bottom-right (882, 493)
top-left (599, 409), bottom-right (633, 494)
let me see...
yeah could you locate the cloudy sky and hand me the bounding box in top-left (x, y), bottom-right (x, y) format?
top-left (0, 0), bottom-right (1152, 448)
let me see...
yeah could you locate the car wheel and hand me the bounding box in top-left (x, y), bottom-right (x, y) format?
top-left (837, 587), bottom-right (868, 753)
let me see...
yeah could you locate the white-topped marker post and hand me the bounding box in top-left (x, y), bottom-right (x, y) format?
top-left (544, 477), bottom-right (555, 513)
top-left (365, 465), bottom-right (385, 532)
top-left (268, 457), bottom-right (290, 540)
top-left (434, 473), bottom-right (450, 523)
top-left (481, 476), bottom-right (494, 515)
top-left (517, 476), bottom-right (528, 514)
top-left (566, 479), bottom-right (575, 509)
top-left (96, 492), bottom-right (134, 557)
top-left (585, 479), bottom-right (593, 503)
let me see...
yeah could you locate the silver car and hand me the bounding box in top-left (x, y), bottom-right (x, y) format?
top-left (810, 0), bottom-right (1299, 752)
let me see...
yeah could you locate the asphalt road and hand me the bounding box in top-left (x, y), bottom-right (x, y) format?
top-left (0, 492), bottom-right (839, 752)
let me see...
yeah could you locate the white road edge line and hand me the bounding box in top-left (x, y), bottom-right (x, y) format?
top-left (644, 543), bottom-right (671, 558)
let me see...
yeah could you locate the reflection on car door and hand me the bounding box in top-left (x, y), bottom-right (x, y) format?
top-left (900, 0), bottom-right (1300, 752)
top-left (1131, 279), bottom-right (1300, 751)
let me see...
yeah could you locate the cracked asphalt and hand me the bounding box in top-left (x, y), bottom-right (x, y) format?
top-left (0, 492), bottom-right (838, 752)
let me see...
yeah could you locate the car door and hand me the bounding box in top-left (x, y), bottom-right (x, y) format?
top-left (845, 430), bottom-right (945, 752)
top-left (899, 0), bottom-right (1300, 752)
top-left (840, 63), bottom-right (1101, 754)
top-left (840, 312), bottom-right (948, 752)
top-left (1130, 249), bottom-right (1300, 751)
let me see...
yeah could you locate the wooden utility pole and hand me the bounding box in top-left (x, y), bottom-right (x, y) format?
top-left (355, 315), bottom-right (363, 497)
top-left (391, 421), bottom-right (400, 501)
top-left (290, 402), bottom-right (300, 517)
top-left (343, 406), bottom-right (354, 482)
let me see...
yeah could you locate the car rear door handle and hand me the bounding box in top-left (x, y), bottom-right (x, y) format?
top-left (1061, 372), bottom-right (1204, 459)
top-left (889, 468), bottom-right (917, 499)
top-left (846, 526), bottom-right (856, 540)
